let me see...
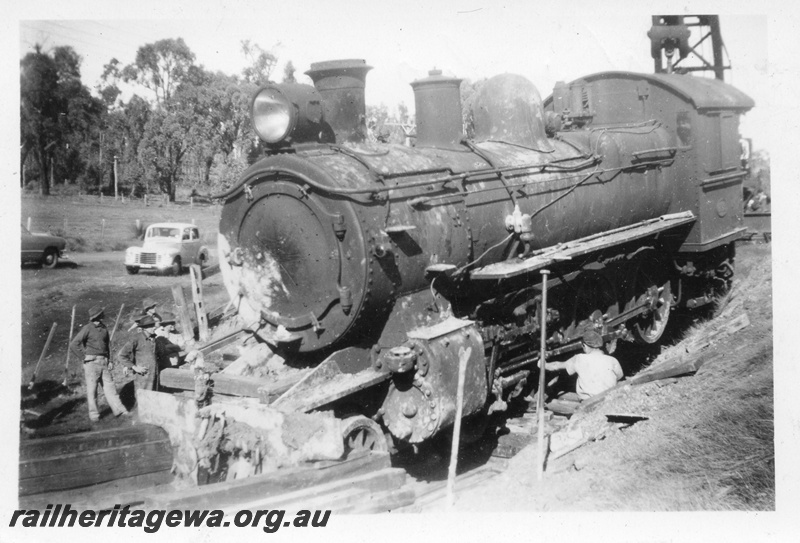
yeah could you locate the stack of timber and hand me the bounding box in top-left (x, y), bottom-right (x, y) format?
top-left (146, 451), bottom-right (413, 514)
top-left (19, 425), bottom-right (174, 506)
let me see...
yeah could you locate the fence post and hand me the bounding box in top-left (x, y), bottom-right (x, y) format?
top-left (101, 219), bottom-right (105, 241)
top-left (63, 218), bottom-right (67, 234)
top-left (27, 217), bottom-right (31, 231)
top-left (144, 194), bottom-right (148, 207)
top-left (190, 196), bottom-right (193, 208)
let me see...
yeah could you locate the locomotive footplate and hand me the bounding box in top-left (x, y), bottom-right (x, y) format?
top-left (471, 211), bottom-right (696, 280)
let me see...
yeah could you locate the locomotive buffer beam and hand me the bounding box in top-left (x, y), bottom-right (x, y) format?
top-left (471, 211), bottom-right (696, 280)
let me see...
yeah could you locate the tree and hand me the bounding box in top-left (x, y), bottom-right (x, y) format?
top-left (282, 61), bottom-right (297, 83)
top-left (21, 45), bottom-right (62, 194)
top-left (21, 44), bottom-right (103, 194)
top-left (460, 78), bottom-right (487, 139)
top-left (241, 40), bottom-right (277, 86)
top-left (138, 105), bottom-right (194, 201)
top-left (122, 38), bottom-right (196, 107)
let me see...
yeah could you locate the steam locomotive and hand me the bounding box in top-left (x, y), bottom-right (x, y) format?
top-left (213, 38), bottom-right (753, 448)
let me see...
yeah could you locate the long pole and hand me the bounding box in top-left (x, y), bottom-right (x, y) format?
top-left (114, 155), bottom-right (119, 200)
top-left (447, 345), bottom-right (471, 508)
top-left (537, 269), bottom-right (550, 480)
top-left (29, 322), bottom-right (58, 390)
top-left (62, 305), bottom-right (76, 387)
top-left (110, 304), bottom-right (125, 344)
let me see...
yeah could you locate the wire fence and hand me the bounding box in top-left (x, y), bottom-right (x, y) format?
top-left (22, 194), bottom-right (222, 251)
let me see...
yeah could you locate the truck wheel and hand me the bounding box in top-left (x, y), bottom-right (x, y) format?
top-left (126, 266), bottom-right (140, 275)
top-left (172, 257), bottom-right (183, 276)
top-left (42, 248), bottom-right (59, 269)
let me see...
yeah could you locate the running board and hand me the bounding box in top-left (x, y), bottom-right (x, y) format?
top-left (471, 211), bottom-right (696, 280)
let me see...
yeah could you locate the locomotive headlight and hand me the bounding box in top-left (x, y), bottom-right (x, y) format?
top-left (251, 83), bottom-right (326, 146)
top-left (252, 87), bottom-right (295, 144)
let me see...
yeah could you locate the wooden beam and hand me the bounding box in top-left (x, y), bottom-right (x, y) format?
top-left (224, 467), bottom-right (406, 513)
top-left (172, 285), bottom-right (195, 343)
top-left (197, 329), bottom-right (247, 356)
top-left (19, 470), bottom-right (173, 510)
top-left (190, 264), bottom-right (209, 342)
top-left (146, 451), bottom-right (391, 510)
top-left (159, 368), bottom-right (301, 400)
top-left (19, 439), bottom-right (173, 496)
top-left (20, 424), bottom-right (169, 460)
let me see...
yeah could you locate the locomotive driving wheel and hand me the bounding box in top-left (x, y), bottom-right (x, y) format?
top-left (630, 265), bottom-right (672, 345)
top-left (341, 415), bottom-right (389, 457)
top-left (572, 271), bottom-right (620, 337)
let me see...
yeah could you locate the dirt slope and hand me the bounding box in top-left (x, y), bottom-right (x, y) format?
top-left (453, 243), bottom-right (773, 511)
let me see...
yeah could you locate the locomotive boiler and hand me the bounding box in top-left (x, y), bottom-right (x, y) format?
top-left (210, 56), bottom-right (752, 448)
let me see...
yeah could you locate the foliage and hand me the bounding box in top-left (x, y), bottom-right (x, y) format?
top-left (241, 40), bottom-right (277, 86)
top-left (20, 34), bottom-right (415, 201)
top-left (21, 45), bottom-right (105, 195)
top-left (460, 78), bottom-right (488, 139)
top-left (282, 61), bottom-right (297, 83)
top-left (137, 106), bottom-right (194, 201)
top-left (121, 38), bottom-right (196, 107)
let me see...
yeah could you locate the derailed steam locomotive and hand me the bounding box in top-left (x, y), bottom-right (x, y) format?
top-left (211, 52), bottom-right (752, 448)
top-left (141, 18), bottom-right (754, 479)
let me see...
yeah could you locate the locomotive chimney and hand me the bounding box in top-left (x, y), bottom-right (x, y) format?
top-left (305, 59), bottom-right (372, 143)
top-left (411, 69), bottom-right (464, 150)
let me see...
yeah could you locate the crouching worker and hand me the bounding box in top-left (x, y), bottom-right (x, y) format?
top-left (70, 306), bottom-right (129, 422)
top-left (541, 330), bottom-right (623, 400)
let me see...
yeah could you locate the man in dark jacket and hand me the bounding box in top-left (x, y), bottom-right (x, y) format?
top-left (153, 313), bottom-right (185, 391)
top-left (117, 315), bottom-right (158, 392)
top-left (70, 306), bottom-right (129, 421)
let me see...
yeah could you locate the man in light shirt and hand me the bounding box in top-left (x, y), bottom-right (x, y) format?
top-left (542, 330), bottom-right (623, 399)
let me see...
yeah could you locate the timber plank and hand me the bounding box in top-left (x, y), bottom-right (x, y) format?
top-left (20, 425), bottom-right (169, 460)
top-left (492, 431), bottom-right (534, 459)
top-left (159, 368), bottom-right (301, 399)
top-left (340, 487), bottom-right (417, 514)
top-left (20, 440), bottom-right (172, 479)
top-left (172, 285), bottom-right (195, 343)
top-left (19, 470), bottom-right (174, 510)
top-left (19, 441), bottom-right (173, 496)
top-left (226, 468), bottom-right (406, 512)
top-left (147, 451), bottom-right (391, 510)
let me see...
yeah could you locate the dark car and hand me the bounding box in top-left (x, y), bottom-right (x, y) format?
top-left (21, 225), bottom-right (67, 268)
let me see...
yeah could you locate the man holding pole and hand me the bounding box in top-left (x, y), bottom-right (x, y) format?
top-left (70, 306), bottom-right (129, 422)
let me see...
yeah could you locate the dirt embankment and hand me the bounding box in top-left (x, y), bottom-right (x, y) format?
top-left (453, 243), bottom-right (774, 511)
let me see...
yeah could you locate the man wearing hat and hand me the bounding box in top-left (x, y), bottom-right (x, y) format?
top-left (152, 312), bottom-right (190, 390)
top-left (70, 306), bottom-right (129, 421)
top-left (541, 330), bottom-right (624, 400)
top-left (159, 311), bottom-right (186, 348)
top-left (118, 315), bottom-right (158, 392)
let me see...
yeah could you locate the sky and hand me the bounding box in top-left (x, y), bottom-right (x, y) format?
top-left (15, 3), bottom-right (772, 150)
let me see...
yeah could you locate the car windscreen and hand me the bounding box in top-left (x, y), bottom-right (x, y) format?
top-left (147, 228), bottom-right (181, 239)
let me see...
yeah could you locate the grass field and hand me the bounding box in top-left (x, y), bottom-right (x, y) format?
top-left (21, 194), bottom-right (222, 252)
